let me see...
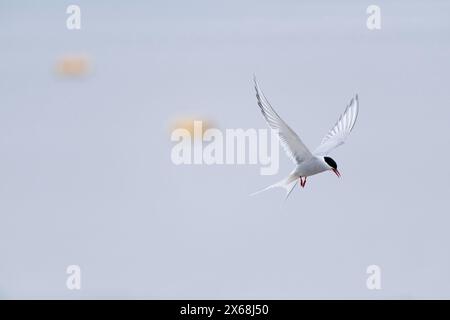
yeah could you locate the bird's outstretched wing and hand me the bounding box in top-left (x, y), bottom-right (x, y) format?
top-left (254, 76), bottom-right (312, 164)
top-left (313, 95), bottom-right (359, 156)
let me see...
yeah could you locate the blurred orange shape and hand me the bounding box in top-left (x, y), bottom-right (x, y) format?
top-left (170, 117), bottom-right (215, 139)
top-left (56, 54), bottom-right (90, 77)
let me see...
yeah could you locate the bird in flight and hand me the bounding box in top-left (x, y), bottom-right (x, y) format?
top-left (251, 76), bottom-right (359, 199)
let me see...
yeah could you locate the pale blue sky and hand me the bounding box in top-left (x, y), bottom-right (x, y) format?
top-left (0, 0), bottom-right (449, 298)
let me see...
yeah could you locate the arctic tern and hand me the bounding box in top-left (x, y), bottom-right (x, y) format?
top-left (251, 77), bottom-right (359, 199)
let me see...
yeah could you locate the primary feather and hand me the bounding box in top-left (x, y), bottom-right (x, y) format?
top-left (253, 76), bottom-right (313, 164)
top-left (313, 94), bottom-right (359, 156)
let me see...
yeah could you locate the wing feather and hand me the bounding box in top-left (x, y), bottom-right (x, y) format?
top-left (254, 77), bottom-right (312, 164)
top-left (314, 95), bottom-right (359, 156)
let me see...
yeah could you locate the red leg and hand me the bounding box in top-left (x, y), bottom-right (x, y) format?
top-left (299, 176), bottom-right (307, 188)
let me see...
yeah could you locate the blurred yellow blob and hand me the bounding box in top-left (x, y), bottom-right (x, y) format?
top-left (55, 54), bottom-right (90, 77)
top-left (170, 117), bottom-right (215, 139)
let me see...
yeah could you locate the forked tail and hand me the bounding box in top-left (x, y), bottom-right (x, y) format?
top-left (250, 172), bottom-right (299, 200)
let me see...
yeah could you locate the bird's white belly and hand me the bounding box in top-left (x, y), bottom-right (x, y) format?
top-left (294, 158), bottom-right (329, 177)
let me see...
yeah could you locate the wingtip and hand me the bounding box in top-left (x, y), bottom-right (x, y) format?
top-left (253, 75), bottom-right (261, 97)
top-left (348, 94), bottom-right (359, 108)
top-left (348, 97), bottom-right (354, 108)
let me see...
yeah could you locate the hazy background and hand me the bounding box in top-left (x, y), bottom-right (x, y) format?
top-left (0, 0), bottom-right (449, 299)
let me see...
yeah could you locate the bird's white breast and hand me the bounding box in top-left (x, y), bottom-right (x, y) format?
top-left (294, 157), bottom-right (329, 177)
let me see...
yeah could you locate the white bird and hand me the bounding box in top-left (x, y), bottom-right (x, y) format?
top-left (251, 77), bottom-right (359, 199)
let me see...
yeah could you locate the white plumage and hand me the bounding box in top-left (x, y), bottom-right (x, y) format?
top-left (252, 76), bottom-right (359, 199)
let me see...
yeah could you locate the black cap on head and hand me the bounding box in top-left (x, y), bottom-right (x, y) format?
top-left (324, 156), bottom-right (337, 169)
